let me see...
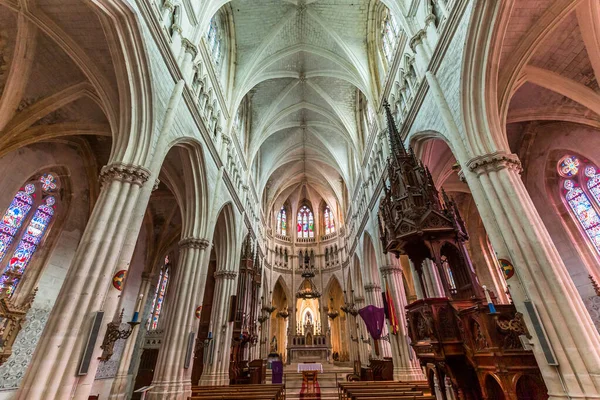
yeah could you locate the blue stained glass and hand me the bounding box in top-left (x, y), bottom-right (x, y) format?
top-left (0, 199), bottom-right (54, 295)
top-left (564, 180), bottom-right (600, 254)
top-left (0, 189), bottom-right (34, 263)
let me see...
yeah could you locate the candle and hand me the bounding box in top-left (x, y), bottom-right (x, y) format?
top-left (208, 331), bottom-right (213, 339)
top-left (132, 311), bottom-right (139, 323)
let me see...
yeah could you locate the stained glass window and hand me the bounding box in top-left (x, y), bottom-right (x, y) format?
top-left (559, 156), bottom-right (600, 256)
top-left (381, 9), bottom-right (400, 62)
top-left (297, 206), bottom-right (314, 238)
top-left (277, 207), bottom-right (287, 236)
top-left (0, 173), bottom-right (58, 296)
top-left (206, 15), bottom-right (223, 66)
top-left (148, 255), bottom-right (170, 330)
top-left (324, 205), bottom-right (335, 235)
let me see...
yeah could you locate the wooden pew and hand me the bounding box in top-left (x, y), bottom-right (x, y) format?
top-left (189, 383), bottom-right (284, 400)
top-left (338, 381), bottom-right (431, 400)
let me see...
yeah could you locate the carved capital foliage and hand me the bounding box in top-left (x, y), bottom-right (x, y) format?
top-left (153, 178), bottom-right (161, 191)
top-left (178, 237), bottom-right (210, 250)
top-left (409, 29), bottom-right (426, 52)
top-left (466, 151), bottom-right (522, 176)
top-left (380, 264), bottom-right (403, 276)
top-left (364, 283), bottom-right (382, 293)
top-left (162, 0), bottom-right (175, 12)
top-left (214, 270), bottom-right (237, 280)
top-left (182, 38), bottom-right (198, 58)
top-left (99, 163), bottom-right (151, 187)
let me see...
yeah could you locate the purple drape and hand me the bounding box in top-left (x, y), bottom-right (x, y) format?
top-left (358, 305), bottom-right (386, 340)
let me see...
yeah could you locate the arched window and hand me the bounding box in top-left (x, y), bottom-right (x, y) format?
top-left (277, 206), bottom-right (287, 236)
top-left (206, 14), bottom-right (223, 66)
top-left (0, 173), bottom-right (58, 296)
top-left (297, 205), bottom-right (314, 238)
top-left (148, 255), bottom-right (171, 330)
top-left (559, 155), bottom-right (600, 255)
top-left (324, 205), bottom-right (335, 235)
top-left (381, 9), bottom-right (400, 63)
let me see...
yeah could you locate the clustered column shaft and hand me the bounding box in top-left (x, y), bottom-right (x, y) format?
top-left (148, 238), bottom-right (210, 399)
top-left (16, 163), bottom-right (151, 400)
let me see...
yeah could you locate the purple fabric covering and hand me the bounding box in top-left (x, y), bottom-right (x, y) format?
top-left (358, 305), bottom-right (386, 340)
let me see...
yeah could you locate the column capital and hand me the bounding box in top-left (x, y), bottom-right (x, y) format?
top-left (99, 162), bottom-right (151, 187)
top-left (364, 283), bottom-right (381, 293)
top-left (182, 38), bottom-right (198, 58)
top-left (466, 151), bottom-right (522, 176)
top-left (171, 24), bottom-right (183, 35)
top-left (178, 237), bottom-right (210, 249)
top-left (214, 269), bottom-right (237, 280)
top-left (380, 264), bottom-right (403, 276)
top-left (409, 29), bottom-right (426, 52)
top-left (424, 13), bottom-right (437, 27)
top-left (153, 178), bottom-right (161, 191)
top-left (162, 0), bottom-right (175, 11)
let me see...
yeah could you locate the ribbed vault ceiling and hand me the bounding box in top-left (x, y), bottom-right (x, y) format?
top-left (228, 0), bottom-right (373, 213)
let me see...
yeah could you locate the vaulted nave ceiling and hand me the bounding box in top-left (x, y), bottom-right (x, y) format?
top-left (228, 0), bottom-right (375, 212)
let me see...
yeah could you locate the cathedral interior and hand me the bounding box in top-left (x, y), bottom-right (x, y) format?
top-left (1, 0), bottom-right (600, 399)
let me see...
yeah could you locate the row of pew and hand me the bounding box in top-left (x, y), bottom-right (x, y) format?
top-left (338, 381), bottom-right (434, 400)
top-left (189, 384), bottom-right (284, 400)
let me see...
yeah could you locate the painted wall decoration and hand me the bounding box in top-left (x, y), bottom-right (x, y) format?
top-left (112, 270), bottom-right (127, 291)
top-left (498, 259), bottom-right (515, 280)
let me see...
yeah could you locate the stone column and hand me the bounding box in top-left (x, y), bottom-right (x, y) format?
top-left (380, 263), bottom-right (424, 381)
top-left (354, 297), bottom-right (371, 363)
top-left (180, 39), bottom-right (198, 84)
top-left (148, 237), bottom-right (210, 399)
top-left (409, 31), bottom-right (430, 76)
top-left (424, 15), bottom-right (439, 53)
top-left (465, 152), bottom-right (600, 398)
top-left (424, 259), bottom-right (445, 297)
top-left (408, 260), bottom-right (424, 300)
top-left (109, 273), bottom-right (154, 399)
top-left (199, 269), bottom-right (238, 386)
top-left (364, 283), bottom-right (392, 358)
top-left (16, 163), bottom-right (151, 400)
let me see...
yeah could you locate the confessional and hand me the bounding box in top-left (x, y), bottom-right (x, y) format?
top-left (377, 103), bottom-right (548, 400)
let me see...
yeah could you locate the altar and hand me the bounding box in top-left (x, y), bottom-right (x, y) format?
top-left (287, 319), bottom-right (330, 363)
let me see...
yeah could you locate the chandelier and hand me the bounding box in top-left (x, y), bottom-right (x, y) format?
top-left (327, 298), bottom-right (339, 320)
top-left (261, 293), bottom-right (276, 314)
top-left (277, 307), bottom-right (290, 319)
top-left (340, 290), bottom-right (359, 316)
top-left (296, 265), bottom-right (321, 299)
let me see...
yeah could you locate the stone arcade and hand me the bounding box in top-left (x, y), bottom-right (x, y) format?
top-left (1, 0), bottom-right (600, 399)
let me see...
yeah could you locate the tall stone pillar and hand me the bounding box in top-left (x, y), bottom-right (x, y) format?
top-left (148, 237), bottom-right (210, 399)
top-left (408, 260), bottom-right (424, 300)
top-left (465, 152), bottom-right (600, 398)
top-left (364, 283), bottom-right (392, 358)
top-left (180, 39), bottom-right (198, 84)
top-left (409, 31), bottom-right (431, 76)
top-left (16, 163), bottom-right (151, 400)
top-left (380, 262), bottom-right (424, 381)
top-left (199, 269), bottom-right (238, 386)
top-left (354, 298), bottom-right (371, 363)
top-left (109, 273), bottom-right (154, 399)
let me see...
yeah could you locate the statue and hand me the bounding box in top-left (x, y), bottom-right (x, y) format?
top-left (270, 335), bottom-right (278, 353)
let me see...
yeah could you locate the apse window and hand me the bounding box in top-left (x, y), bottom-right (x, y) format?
top-left (558, 155), bottom-right (600, 255)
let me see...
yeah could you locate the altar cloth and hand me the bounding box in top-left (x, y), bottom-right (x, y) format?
top-left (297, 363), bottom-right (323, 373)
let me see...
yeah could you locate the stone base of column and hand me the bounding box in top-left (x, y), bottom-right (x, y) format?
top-left (147, 379), bottom-right (191, 400)
top-left (108, 373), bottom-right (133, 400)
top-left (394, 366), bottom-right (425, 382)
top-left (198, 372), bottom-right (229, 386)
